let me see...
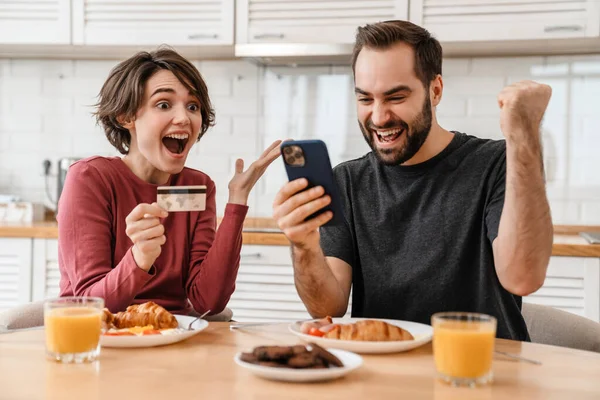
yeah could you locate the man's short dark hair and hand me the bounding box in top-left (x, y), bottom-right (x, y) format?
top-left (351, 20), bottom-right (443, 88)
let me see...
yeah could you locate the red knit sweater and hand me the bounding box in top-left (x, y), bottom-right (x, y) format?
top-left (57, 156), bottom-right (247, 315)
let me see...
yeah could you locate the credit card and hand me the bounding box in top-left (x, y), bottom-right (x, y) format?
top-left (157, 185), bottom-right (207, 212)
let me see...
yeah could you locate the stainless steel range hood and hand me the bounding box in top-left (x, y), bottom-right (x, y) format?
top-left (234, 43), bottom-right (354, 66)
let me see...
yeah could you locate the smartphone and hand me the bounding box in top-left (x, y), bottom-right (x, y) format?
top-left (280, 140), bottom-right (344, 226)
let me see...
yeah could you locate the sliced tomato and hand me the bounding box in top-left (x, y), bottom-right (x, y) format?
top-left (141, 330), bottom-right (161, 335)
top-left (308, 327), bottom-right (325, 337)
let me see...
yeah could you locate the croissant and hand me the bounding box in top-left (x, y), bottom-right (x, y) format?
top-left (101, 308), bottom-right (116, 330)
top-left (113, 302), bottom-right (179, 329)
top-left (323, 320), bottom-right (414, 341)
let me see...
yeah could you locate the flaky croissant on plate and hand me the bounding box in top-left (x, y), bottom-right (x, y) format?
top-left (323, 320), bottom-right (414, 341)
top-left (108, 301), bottom-right (179, 330)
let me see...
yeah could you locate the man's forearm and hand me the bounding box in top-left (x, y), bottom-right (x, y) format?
top-left (495, 138), bottom-right (553, 296)
top-left (291, 245), bottom-right (348, 317)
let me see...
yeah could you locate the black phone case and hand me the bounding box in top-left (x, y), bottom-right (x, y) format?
top-left (280, 140), bottom-right (344, 227)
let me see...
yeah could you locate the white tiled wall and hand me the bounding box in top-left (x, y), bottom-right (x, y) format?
top-left (1, 54), bottom-right (600, 223)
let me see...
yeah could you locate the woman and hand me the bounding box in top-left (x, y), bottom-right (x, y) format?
top-left (57, 47), bottom-right (281, 317)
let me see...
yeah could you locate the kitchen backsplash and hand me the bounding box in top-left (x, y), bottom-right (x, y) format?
top-left (1, 54), bottom-right (599, 224)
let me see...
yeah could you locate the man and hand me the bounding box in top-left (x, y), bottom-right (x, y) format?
top-left (272, 20), bottom-right (553, 341)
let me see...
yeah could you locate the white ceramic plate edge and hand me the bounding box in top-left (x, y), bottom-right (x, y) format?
top-left (100, 315), bottom-right (209, 348)
top-left (288, 317), bottom-right (433, 354)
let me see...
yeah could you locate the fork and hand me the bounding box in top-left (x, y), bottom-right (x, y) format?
top-left (186, 309), bottom-right (211, 330)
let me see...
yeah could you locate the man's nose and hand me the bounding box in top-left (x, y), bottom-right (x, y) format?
top-left (370, 103), bottom-right (392, 128)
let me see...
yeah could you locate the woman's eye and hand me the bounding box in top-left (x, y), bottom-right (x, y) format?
top-left (157, 102), bottom-right (170, 110)
top-left (188, 103), bottom-right (199, 112)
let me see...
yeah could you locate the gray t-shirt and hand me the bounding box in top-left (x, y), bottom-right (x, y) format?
top-left (320, 132), bottom-right (529, 341)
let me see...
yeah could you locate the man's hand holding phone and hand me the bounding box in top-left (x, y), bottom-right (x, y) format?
top-left (272, 178), bottom-right (333, 249)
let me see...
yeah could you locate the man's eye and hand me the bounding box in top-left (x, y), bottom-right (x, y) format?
top-left (389, 97), bottom-right (405, 102)
top-left (157, 102), bottom-right (170, 110)
top-left (358, 98), bottom-right (372, 103)
top-left (188, 103), bottom-right (199, 112)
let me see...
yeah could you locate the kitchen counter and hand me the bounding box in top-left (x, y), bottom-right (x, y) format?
top-left (1, 219), bottom-right (599, 257)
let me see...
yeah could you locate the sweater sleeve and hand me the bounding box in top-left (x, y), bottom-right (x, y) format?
top-left (57, 162), bottom-right (154, 312)
top-left (185, 182), bottom-right (248, 315)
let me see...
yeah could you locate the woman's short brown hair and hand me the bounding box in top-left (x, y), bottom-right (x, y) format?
top-left (94, 46), bottom-right (215, 155)
top-left (351, 20), bottom-right (443, 88)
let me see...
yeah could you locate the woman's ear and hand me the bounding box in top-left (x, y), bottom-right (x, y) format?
top-left (430, 75), bottom-right (444, 107)
top-left (117, 115), bottom-right (134, 130)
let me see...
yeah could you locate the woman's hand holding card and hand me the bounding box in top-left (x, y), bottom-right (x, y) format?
top-left (125, 202), bottom-right (168, 272)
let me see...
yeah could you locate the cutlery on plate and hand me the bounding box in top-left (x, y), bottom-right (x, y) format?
top-left (495, 350), bottom-right (542, 365)
top-left (230, 319), bottom-right (311, 331)
top-left (186, 309), bottom-right (211, 330)
top-left (229, 321), bottom-right (285, 330)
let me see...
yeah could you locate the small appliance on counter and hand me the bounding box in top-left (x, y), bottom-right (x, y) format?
top-left (56, 157), bottom-right (81, 204)
top-left (580, 232), bottom-right (600, 244)
top-left (0, 202), bottom-right (46, 222)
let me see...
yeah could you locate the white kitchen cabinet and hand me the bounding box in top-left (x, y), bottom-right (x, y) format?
top-left (524, 256), bottom-right (600, 323)
top-left (31, 239), bottom-right (60, 302)
top-left (229, 244), bottom-right (352, 322)
top-left (12, 238), bottom-right (600, 325)
top-left (0, 238), bottom-right (32, 312)
top-left (72, 0), bottom-right (234, 46)
top-left (230, 247), bottom-right (600, 324)
top-left (409, 0), bottom-right (600, 42)
top-left (0, 0), bottom-right (71, 44)
top-left (229, 245), bottom-right (312, 322)
top-left (236, 0), bottom-right (409, 44)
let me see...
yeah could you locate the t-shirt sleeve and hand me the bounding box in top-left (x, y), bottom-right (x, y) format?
top-left (485, 147), bottom-right (507, 243)
top-left (319, 166), bottom-right (356, 268)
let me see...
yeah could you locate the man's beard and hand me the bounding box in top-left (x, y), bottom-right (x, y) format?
top-left (359, 94), bottom-right (433, 166)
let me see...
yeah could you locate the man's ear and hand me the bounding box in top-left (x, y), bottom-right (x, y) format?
top-left (430, 75), bottom-right (444, 107)
top-left (117, 115), bottom-right (134, 130)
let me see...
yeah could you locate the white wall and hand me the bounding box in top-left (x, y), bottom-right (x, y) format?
top-left (1, 54), bottom-right (600, 223)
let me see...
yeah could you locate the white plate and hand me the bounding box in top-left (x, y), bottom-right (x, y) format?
top-left (234, 348), bottom-right (363, 383)
top-left (100, 315), bottom-right (208, 348)
top-left (289, 317), bottom-right (433, 354)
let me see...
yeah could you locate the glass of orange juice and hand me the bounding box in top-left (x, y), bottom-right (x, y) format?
top-left (44, 297), bottom-right (104, 364)
top-left (432, 312), bottom-right (497, 387)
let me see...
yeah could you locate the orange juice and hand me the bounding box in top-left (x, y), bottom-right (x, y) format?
top-left (45, 307), bottom-right (102, 354)
top-left (433, 320), bottom-right (495, 379)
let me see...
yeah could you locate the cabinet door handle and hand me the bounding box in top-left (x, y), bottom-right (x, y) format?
top-left (188, 33), bottom-right (219, 40)
top-left (253, 33), bottom-right (285, 40)
top-left (240, 252), bottom-right (262, 259)
top-left (544, 25), bottom-right (583, 33)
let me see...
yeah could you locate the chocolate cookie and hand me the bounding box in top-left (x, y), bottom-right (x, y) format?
top-left (258, 361), bottom-right (290, 368)
top-left (292, 345), bottom-right (308, 355)
top-left (254, 346), bottom-right (294, 362)
top-left (309, 342), bottom-right (344, 367)
top-left (287, 352), bottom-right (318, 368)
top-left (240, 352), bottom-right (259, 364)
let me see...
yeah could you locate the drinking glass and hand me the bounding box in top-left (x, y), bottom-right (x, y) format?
top-left (44, 297), bottom-right (104, 363)
top-left (432, 312), bottom-right (497, 387)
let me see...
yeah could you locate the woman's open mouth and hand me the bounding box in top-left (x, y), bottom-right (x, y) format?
top-left (162, 132), bottom-right (190, 155)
